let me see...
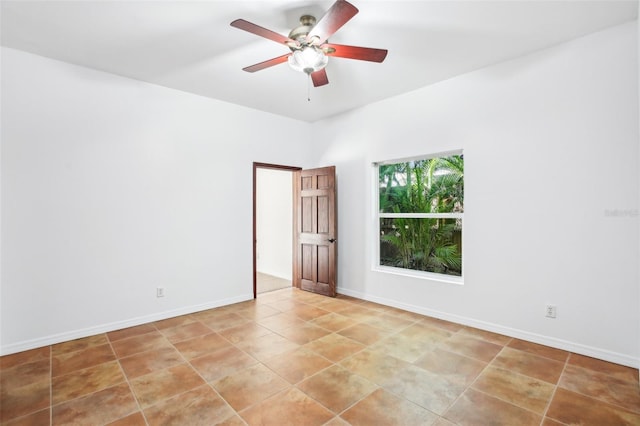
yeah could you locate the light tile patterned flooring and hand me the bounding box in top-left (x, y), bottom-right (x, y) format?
top-left (1, 288), bottom-right (639, 425)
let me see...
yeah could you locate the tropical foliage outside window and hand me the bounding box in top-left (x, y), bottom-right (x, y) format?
top-left (377, 153), bottom-right (463, 277)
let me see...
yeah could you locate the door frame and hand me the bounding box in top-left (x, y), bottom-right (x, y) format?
top-left (253, 162), bottom-right (302, 298)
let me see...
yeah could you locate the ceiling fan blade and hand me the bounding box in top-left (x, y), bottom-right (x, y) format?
top-left (308, 0), bottom-right (359, 44)
top-left (242, 54), bottom-right (291, 73)
top-left (231, 19), bottom-right (295, 46)
top-left (323, 44), bottom-right (388, 63)
top-left (311, 69), bottom-right (329, 87)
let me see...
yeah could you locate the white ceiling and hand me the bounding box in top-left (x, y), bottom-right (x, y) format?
top-left (1, 1), bottom-right (637, 122)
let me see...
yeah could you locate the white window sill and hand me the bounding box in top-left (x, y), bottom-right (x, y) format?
top-left (373, 265), bottom-right (464, 285)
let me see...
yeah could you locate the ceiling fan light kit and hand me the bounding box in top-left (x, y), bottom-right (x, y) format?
top-left (230, 0), bottom-right (387, 89)
top-left (288, 46), bottom-right (328, 75)
top-left (286, 15), bottom-right (328, 75)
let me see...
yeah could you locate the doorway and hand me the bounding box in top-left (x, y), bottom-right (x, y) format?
top-left (253, 163), bottom-right (301, 298)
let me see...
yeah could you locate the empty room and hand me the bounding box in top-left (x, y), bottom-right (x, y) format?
top-left (1, 1), bottom-right (639, 425)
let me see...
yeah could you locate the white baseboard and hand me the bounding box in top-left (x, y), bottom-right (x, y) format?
top-left (337, 287), bottom-right (639, 369)
top-left (0, 294), bottom-right (253, 356)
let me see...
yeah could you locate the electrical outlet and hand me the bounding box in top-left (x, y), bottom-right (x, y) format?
top-left (156, 287), bottom-right (165, 298)
top-left (545, 305), bottom-right (557, 318)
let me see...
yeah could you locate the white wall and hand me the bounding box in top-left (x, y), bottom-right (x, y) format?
top-left (312, 22), bottom-right (640, 367)
top-left (256, 168), bottom-right (292, 280)
top-left (0, 47), bottom-right (313, 354)
top-left (2, 21), bottom-right (639, 368)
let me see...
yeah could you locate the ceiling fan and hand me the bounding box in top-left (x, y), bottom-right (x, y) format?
top-left (230, 0), bottom-right (388, 88)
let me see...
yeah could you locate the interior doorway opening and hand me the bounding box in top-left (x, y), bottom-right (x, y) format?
top-left (253, 162), bottom-right (301, 298)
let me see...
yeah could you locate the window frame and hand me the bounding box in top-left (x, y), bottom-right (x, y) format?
top-left (373, 150), bottom-right (464, 285)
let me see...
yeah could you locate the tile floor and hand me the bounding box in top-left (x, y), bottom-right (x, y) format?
top-left (1, 288), bottom-right (639, 425)
top-left (256, 273), bottom-right (291, 294)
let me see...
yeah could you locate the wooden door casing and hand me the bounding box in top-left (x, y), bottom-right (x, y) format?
top-left (252, 162), bottom-right (301, 299)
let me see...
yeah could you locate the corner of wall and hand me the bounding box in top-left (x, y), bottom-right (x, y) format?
top-left (0, 43), bottom-right (4, 353)
top-left (636, 7), bottom-right (640, 377)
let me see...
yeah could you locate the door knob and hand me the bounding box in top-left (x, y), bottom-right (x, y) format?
top-left (328, 238), bottom-right (336, 243)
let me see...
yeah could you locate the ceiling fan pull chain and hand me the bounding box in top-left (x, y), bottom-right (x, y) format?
top-left (307, 73), bottom-right (311, 102)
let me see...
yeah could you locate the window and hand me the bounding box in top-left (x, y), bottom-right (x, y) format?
top-left (375, 152), bottom-right (463, 280)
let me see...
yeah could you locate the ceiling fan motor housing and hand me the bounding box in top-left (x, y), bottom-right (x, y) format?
top-left (288, 15), bottom-right (318, 47)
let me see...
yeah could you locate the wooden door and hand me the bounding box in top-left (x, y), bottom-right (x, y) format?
top-left (293, 166), bottom-right (337, 297)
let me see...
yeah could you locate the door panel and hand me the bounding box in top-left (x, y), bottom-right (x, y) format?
top-left (293, 166), bottom-right (337, 297)
top-left (302, 244), bottom-right (313, 281)
top-left (302, 197), bottom-right (313, 233)
top-left (318, 197), bottom-right (329, 233)
top-left (318, 246), bottom-right (329, 284)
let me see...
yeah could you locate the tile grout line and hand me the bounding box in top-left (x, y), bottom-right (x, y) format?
top-left (249, 293), bottom-right (377, 422)
top-left (437, 341), bottom-right (506, 424)
top-left (455, 339), bottom-right (577, 424)
top-left (549, 358), bottom-right (640, 416)
top-left (298, 296), bottom-right (426, 422)
top-left (539, 354), bottom-right (570, 426)
top-left (108, 331), bottom-right (151, 426)
top-left (120, 319), bottom-right (247, 423)
top-left (154, 320), bottom-right (245, 424)
top-left (186, 314), bottom-right (283, 424)
top-left (332, 384), bottom-right (382, 421)
top-left (219, 299), bottom-right (322, 424)
top-left (184, 294), bottom-right (379, 423)
top-left (46, 334), bottom-right (151, 424)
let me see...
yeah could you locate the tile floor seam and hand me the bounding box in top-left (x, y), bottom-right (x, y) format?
top-left (539, 356), bottom-right (567, 426)
top-left (506, 340), bottom-right (570, 365)
top-left (139, 328), bottom-right (219, 426)
top-left (290, 359), bottom-right (339, 386)
top-left (368, 317), bottom-right (420, 339)
top-left (332, 384), bottom-right (382, 419)
top-left (554, 381), bottom-right (640, 416)
top-left (437, 344), bottom-right (506, 423)
top-left (559, 355), bottom-right (640, 412)
top-left (563, 362), bottom-right (640, 389)
top-left (234, 385), bottom-right (295, 421)
top-left (193, 325), bottom-right (298, 421)
top-left (432, 336), bottom-right (501, 365)
top-left (164, 363), bottom-right (223, 419)
top-left (143, 382), bottom-right (240, 424)
top-left (290, 381), bottom-right (345, 417)
top-left (475, 362), bottom-right (561, 388)
top-left (203, 381), bottom-right (245, 423)
top-left (385, 371), bottom-right (457, 418)
top-left (495, 345), bottom-right (568, 372)
top-left (464, 371), bottom-right (557, 421)
top-left (261, 350), bottom-right (336, 384)
top-left (466, 386), bottom-right (547, 421)
top-left (333, 384), bottom-right (452, 425)
top-left (164, 322), bottom-right (217, 345)
top-left (109, 335), bottom-right (150, 426)
top-left (50, 348), bottom-right (124, 407)
top-left (293, 360), bottom-right (380, 414)
top-left (107, 328), bottom-right (157, 345)
top-left (49, 382), bottom-right (134, 420)
top-left (208, 332), bottom-right (293, 424)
